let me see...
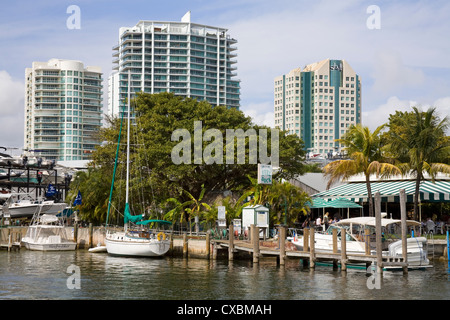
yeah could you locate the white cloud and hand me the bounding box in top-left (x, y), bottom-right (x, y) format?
top-left (0, 70), bottom-right (25, 149)
top-left (370, 52), bottom-right (425, 96)
top-left (362, 96), bottom-right (450, 131)
top-left (242, 102), bottom-right (274, 127)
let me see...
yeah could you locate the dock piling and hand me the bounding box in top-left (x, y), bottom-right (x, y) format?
top-left (278, 225), bottom-right (286, 266)
top-left (205, 231), bottom-right (210, 260)
top-left (252, 225), bottom-right (260, 264)
top-left (309, 227), bottom-right (315, 268)
top-left (303, 228), bottom-right (309, 253)
top-left (341, 228), bottom-right (347, 271)
top-left (375, 192), bottom-right (383, 274)
top-left (400, 189), bottom-right (408, 274)
top-left (364, 228), bottom-right (371, 255)
top-left (183, 232), bottom-right (188, 259)
top-left (228, 223), bottom-right (234, 261)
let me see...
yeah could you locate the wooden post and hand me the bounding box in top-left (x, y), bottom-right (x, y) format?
top-left (332, 228), bottom-right (338, 254)
top-left (169, 233), bottom-right (174, 256)
top-left (400, 189), bottom-right (408, 274)
top-left (303, 228), bottom-right (309, 252)
top-left (88, 223), bottom-right (93, 248)
top-left (341, 228), bottom-right (347, 271)
top-left (364, 228), bottom-right (371, 255)
top-left (375, 192), bottom-right (383, 274)
top-left (309, 227), bottom-right (315, 268)
top-left (183, 232), bottom-right (188, 259)
top-left (279, 226), bottom-right (286, 266)
top-left (228, 223), bottom-right (234, 261)
top-left (212, 242), bottom-right (217, 260)
top-left (73, 223), bottom-right (78, 249)
top-left (7, 228), bottom-right (11, 252)
top-left (252, 225), bottom-right (260, 263)
top-left (205, 231), bottom-right (210, 260)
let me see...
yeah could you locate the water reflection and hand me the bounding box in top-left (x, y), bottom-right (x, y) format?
top-left (0, 250), bottom-right (449, 300)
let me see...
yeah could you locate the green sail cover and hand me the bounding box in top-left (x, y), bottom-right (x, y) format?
top-left (124, 203), bottom-right (144, 224)
top-left (136, 219), bottom-right (173, 226)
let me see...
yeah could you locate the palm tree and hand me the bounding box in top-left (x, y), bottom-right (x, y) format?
top-left (164, 184), bottom-right (211, 234)
top-left (268, 181), bottom-right (310, 225)
top-left (387, 107), bottom-right (450, 220)
top-left (323, 124), bottom-right (401, 217)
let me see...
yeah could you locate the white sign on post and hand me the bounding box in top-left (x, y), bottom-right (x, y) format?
top-left (218, 206), bottom-right (226, 227)
top-left (257, 164), bottom-right (272, 184)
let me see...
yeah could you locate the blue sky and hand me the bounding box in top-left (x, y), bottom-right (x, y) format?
top-left (1, 0), bottom-right (449, 151)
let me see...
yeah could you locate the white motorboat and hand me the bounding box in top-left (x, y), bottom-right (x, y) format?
top-left (21, 214), bottom-right (76, 251)
top-left (106, 228), bottom-right (171, 257)
top-left (291, 214), bottom-right (430, 269)
top-left (0, 194), bottom-right (64, 219)
top-left (104, 71), bottom-right (171, 257)
top-left (1, 195), bottom-right (49, 219)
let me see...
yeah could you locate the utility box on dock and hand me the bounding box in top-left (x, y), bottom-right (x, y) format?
top-left (242, 205), bottom-right (269, 238)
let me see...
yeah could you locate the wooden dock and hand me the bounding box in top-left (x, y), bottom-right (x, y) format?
top-left (0, 228), bottom-right (22, 251)
top-left (213, 222), bottom-right (407, 274)
top-left (211, 190), bottom-right (412, 274)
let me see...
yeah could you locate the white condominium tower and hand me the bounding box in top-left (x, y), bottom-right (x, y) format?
top-left (274, 59), bottom-right (361, 156)
top-left (108, 11), bottom-right (240, 117)
top-left (24, 59), bottom-right (103, 161)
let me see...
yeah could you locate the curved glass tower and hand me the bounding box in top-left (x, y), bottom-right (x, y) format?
top-left (24, 59), bottom-right (103, 161)
top-left (108, 12), bottom-right (240, 118)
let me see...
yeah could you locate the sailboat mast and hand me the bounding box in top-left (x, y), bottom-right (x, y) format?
top-left (126, 70), bottom-right (131, 204)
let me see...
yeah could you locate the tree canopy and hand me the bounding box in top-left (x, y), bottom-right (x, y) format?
top-left (72, 93), bottom-right (310, 226)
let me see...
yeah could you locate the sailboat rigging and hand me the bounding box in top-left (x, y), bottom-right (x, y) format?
top-left (104, 71), bottom-right (172, 257)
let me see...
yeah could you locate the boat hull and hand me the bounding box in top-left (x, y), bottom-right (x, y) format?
top-left (21, 224), bottom-right (76, 251)
top-left (23, 240), bottom-right (76, 251)
top-left (105, 233), bottom-right (170, 257)
top-left (291, 234), bottom-right (366, 254)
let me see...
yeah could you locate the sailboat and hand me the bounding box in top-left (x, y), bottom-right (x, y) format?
top-left (104, 72), bottom-right (172, 257)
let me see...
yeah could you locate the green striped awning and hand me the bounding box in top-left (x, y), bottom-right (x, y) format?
top-left (312, 180), bottom-right (450, 203)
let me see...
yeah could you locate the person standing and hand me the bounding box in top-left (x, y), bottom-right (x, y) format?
top-left (323, 212), bottom-right (330, 230)
top-left (316, 216), bottom-right (322, 229)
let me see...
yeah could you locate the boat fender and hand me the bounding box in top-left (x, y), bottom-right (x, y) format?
top-left (157, 232), bottom-right (166, 241)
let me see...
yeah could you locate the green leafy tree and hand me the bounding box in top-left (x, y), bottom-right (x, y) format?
top-left (73, 93), bottom-right (310, 223)
top-left (386, 107), bottom-right (450, 220)
top-left (268, 181), bottom-right (311, 226)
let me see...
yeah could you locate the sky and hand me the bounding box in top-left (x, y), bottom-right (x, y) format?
top-left (0, 0), bottom-right (449, 154)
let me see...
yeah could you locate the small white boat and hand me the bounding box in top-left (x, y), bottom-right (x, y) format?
top-left (89, 244), bottom-right (107, 253)
top-left (21, 214), bottom-right (76, 251)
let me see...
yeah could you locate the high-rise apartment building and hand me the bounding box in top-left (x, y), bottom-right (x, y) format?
top-left (108, 11), bottom-right (240, 117)
top-left (274, 59), bottom-right (361, 156)
top-left (24, 59), bottom-right (103, 161)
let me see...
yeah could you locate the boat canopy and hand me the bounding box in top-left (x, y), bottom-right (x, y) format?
top-left (334, 216), bottom-right (420, 228)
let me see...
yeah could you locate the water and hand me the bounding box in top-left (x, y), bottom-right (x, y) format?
top-left (0, 250), bottom-right (449, 300)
